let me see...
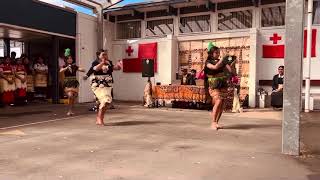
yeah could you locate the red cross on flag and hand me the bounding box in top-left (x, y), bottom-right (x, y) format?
top-left (125, 43), bottom-right (138, 59)
top-left (262, 33), bottom-right (285, 58)
top-left (122, 42), bottom-right (158, 73)
top-left (262, 30), bottom-right (317, 59)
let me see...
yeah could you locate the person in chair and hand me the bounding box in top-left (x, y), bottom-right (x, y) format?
top-left (188, 69), bottom-right (197, 85)
top-left (181, 69), bottom-right (197, 85)
top-left (271, 66), bottom-right (284, 109)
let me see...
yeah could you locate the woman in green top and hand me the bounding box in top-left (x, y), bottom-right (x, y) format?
top-left (204, 43), bottom-right (233, 130)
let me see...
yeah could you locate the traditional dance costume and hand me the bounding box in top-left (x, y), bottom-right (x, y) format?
top-left (34, 63), bottom-right (48, 87)
top-left (204, 57), bottom-right (228, 100)
top-left (14, 64), bottom-right (27, 101)
top-left (91, 61), bottom-right (114, 109)
top-left (24, 64), bottom-right (34, 93)
top-left (34, 63), bottom-right (48, 98)
top-left (63, 64), bottom-right (80, 95)
top-left (0, 63), bottom-right (16, 104)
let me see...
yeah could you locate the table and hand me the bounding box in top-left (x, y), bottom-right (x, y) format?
top-left (153, 85), bottom-right (207, 103)
top-left (153, 85), bottom-right (236, 111)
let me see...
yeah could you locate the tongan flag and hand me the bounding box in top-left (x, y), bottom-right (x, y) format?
top-left (123, 42), bottom-right (158, 73)
top-left (262, 29), bottom-right (317, 59)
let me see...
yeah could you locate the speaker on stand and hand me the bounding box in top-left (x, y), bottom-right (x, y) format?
top-left (142, 58), bottom-right (154, 79)
top-left (142, 59), bottom-right (156, 107)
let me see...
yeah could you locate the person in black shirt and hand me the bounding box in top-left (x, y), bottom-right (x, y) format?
top-left (91, 51), bottom-right (122, 126)
top-left (83, 51), bottom-right (101, 80)
top-left (204, 43), bottom-right (233, 130)
top-left (188, 69), bottom-right (197, 85)
top-left (271, 66), bottom-right (284, 109)
top-left (60, 55), bottom-right (85, 116)
top-left (180, 69), bottom-right (197, 86)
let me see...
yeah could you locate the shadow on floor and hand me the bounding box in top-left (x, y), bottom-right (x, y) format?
top-left (223, 124), bottom-right (280, 130)
top-left (106, 121), bottom-right (167, 126)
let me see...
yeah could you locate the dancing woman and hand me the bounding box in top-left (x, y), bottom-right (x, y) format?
top-left (91, 51), bottom-right (122, 126)
top-left (204, 43), bottom-right (233, 130)
top-left (60, 55), bottom-right (85, 116)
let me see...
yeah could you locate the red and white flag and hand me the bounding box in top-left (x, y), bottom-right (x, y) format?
top-left (262, 30), bottom-right (317, 59)
top-left (123, 42), bottom-right (157, 73)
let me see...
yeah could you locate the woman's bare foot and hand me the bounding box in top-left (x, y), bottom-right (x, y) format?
top-left (96, 118), bottom-right (105, 126)
top-left (67, 111), bottom-right (73, 116)
top-left (211, 122), bottom-right (218, 130)
top-left (216, 124), bottom-right (223, 129)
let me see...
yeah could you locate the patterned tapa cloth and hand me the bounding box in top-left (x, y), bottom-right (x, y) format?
top-left (154, 85), bottom-right (206, 103)
top-left (154, 85), bottom-right (235, 111)
top-left (91, 75), bottom-right (113, 109)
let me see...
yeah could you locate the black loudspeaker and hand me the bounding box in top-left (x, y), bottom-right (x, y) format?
top-left (142, 59), bottom-right (154, 77)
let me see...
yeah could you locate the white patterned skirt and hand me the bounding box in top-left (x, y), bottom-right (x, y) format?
top-left (91, 75), bottom-right (113, 109)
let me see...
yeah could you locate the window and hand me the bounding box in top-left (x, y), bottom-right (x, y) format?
top-left (146, 19), bottom-right (174, 36)
top-left (0, 40), bottom-right (24, 58)
top-left (313, 0), bottom-right (320, 24)
top-left (261, 6), bottom-right (285, 27)
top-left (180, 15), bottom-right (210, 33)
top-left (218, 10), bottom-right (253, 31)
top-left (116, 21), bottom-right (141, 39)
top-left (10, 41), bottom-right (24, 58)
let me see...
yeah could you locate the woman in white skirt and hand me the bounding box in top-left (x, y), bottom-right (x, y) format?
top-left (91, 51), bottom-right (122, 126)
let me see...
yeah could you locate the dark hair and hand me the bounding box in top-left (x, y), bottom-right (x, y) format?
top-left (96, 51), bottom-right (101, 56)
top-left (278, 66), bottom-right (284, 69)
top-left (207, 46), bottom-right (219, 60)
top-left (208, 46), bottom-right (219, 53)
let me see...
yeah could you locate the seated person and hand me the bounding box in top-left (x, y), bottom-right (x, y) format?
top-left (271, 66), bottom-right (284, 108)
top-left (181, 69), bottom-right (197, 85)
top-left (181, 69), bottom-right (189, 85)
top-left (188, 69), bottom-right (197, 85)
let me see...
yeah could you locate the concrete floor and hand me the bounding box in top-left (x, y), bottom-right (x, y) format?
top-left (0, 103), bottom-right (319, 180)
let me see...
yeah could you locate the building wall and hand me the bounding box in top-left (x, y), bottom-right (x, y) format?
top-left (257, 26), bottom-right (320, 94)
top-left (77, 13), bottom-right (98, 103)
top-left (110, 37), bottom-right (175, 101)
top-left (105, 1), bottom-right (320, 104)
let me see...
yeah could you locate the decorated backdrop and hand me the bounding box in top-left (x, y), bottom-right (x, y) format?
top-left (178, 37), bottom-right (250, 104)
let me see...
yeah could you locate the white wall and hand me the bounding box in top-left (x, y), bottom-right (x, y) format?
top-left (110, 36), bottom-right (175, 101)
top-left (257, 26), bottom-right (320, 94)
top-left (76, 13), bottom-right (98, 103)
